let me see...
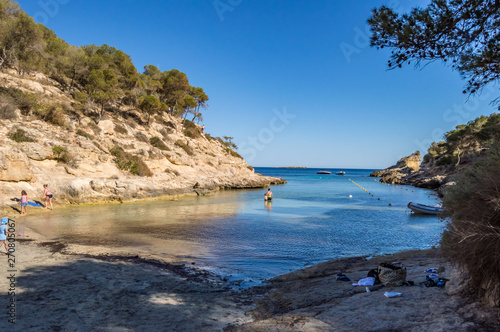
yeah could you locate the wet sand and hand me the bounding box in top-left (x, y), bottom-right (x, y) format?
top-left (0, 228), bottom-right (498, 331)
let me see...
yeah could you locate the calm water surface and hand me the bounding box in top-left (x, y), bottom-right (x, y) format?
top-left (22, 168), bottom-right (444, 286)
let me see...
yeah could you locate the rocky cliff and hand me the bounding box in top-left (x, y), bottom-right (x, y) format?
top-left (370, 151), bottom-right (450, 190)
top-left (0, 70), bottom-right (285, 213)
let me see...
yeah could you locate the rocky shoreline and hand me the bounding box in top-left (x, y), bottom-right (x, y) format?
top-left (3, 233), bottom-right (498, 331)
top-left (370, 151), bottom-right (452, 194)
top-left (0, 70), bottom-right (286, 215)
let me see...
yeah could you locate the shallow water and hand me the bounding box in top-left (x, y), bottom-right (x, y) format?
top-left (21, 168), bottom-right (444, 286)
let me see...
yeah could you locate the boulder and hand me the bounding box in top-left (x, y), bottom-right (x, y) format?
top-left (20, 143), bottom-right (53, 161)
top-left (98, 120), bottom-right (115, 135)
top-left (64, 179), bottom-right (94, 199)
top-left (0, 149), bottom-right (33, 182)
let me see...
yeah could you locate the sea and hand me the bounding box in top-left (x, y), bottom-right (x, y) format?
top-left (21, 167), bottom-right (444, 287)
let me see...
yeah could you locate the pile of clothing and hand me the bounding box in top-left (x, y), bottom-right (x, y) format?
top-left (422, 268), bottom-right (449, 288)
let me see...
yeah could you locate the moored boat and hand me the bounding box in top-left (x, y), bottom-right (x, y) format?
top-left (335, 171), bottom-right (346, 175)
top-left (407, 202), bottom-right (443, 215)
top-left (317, 170), bottom-right (331, 174)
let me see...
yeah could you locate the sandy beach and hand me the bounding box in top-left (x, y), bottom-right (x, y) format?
top-left (0, 225), bottom-right (498, 332)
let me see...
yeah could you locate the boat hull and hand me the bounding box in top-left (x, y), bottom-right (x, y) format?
top-left (407, 202), bottom-right (443, 215)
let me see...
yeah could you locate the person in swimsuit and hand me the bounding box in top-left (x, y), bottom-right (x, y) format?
top-left (20, 190), bottom-right (28, 215)
top-left (264, 188), bottom-right (273, 201)
top-left (43, 184), bottom-right (53, 210)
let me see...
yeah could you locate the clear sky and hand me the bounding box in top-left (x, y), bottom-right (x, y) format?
top-left (18, 0), bottom-right (498, 169)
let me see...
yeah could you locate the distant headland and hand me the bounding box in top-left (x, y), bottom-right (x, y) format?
top-left (272, 167), bottom-right (307, 169)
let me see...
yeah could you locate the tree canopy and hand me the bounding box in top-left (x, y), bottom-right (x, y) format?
top-left (0, 0), bottom-right (209, 124)
top-left (368, 0), bottom-right (500, 100)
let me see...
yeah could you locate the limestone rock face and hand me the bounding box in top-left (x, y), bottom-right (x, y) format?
top-left (0, 70), bottom-right (286, 211)
top-left (370, 151), bottom-right (421, 184)
top-left (19, 143), bottom-right (53, 161)
top-left (0, 148), bottom-right (34, 182)
top-left (371, 151), bottom-right (452, 191)
top-left (98, 120), bottom-right (115, 136)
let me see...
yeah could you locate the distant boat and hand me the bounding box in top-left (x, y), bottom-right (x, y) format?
top-left (335, 171), bottom-right (346, 175)
top-left (407, 202), bottom-right (443, 215)
top-left (317, 170), bottom-right (331, 174)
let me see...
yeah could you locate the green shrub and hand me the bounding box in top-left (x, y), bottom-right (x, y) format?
top-left (114, 123), bottom-right (128, 135)
top-left (72, 91), bottom-right (88, 104)
top-left (0, 88), bottom-right (38, 115)
top-left (122, 90), bottom-right (138, 106)
top-left (33, 104), bottom-right (66, 126)
top-left (52, 145), bottom-right (71, 163)
top-left (222, 136), bottom-right (238, 149)
top-left (109, 146), bottom-right (152, 176)
top-left (7, 129), bottom-right (34, 143)
top-left (226, 148), bottom-right (243, 159)
top-left (150, 136), bottom-right (170, 151)
top-left (76, 129), bottom-right (93, 140)
top-left (126, 118), bottom-right (137, 129)
top-left (182, 119), bottom-right (202, 139)
top-left (0, 95), bottom-right (18, 120)
top-left (135, 131), bottom-right (148, 143)
top-left (441, 145), bottom-right (500, 305)
top-left (175, 140), bottom-right (194, 156)
top-left (435, 154), bottom-right (455, 166)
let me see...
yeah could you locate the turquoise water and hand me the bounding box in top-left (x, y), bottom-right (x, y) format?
top-left (22, 168), bottom-right (443, 286)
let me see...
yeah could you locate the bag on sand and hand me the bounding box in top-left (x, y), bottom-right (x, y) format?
top-left (378, 262), bottom-right (406, 287)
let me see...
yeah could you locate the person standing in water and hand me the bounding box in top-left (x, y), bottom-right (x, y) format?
top-left (43, 184), bottom-right (53, 210)
top-left (20, 190), bottom-right (28, 215)
top-left (264, 188), bottom-right (273, 201)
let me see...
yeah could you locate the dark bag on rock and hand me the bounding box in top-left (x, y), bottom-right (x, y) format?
top-left (378, 262), bottom-right (407, 287)
top-left (367, 269), bottom-right (381, 284)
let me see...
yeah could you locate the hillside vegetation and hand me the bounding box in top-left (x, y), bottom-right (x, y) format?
top-left (0, 1), bottom-right (285, 211)
top-left (0, 0), bottom-right (207, 124)
top-left (423, 113), bottom-right (500, 168)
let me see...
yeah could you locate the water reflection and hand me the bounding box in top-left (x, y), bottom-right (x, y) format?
top-left (22, 192), bottom-right (245, 256)
top-left (19, 169), bottom-right (444, 285)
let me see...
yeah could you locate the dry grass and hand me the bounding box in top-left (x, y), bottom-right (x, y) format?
top-left (441, 145), bottom-right (500, 306)
top-left (109, 146), bottom-right (152, 177)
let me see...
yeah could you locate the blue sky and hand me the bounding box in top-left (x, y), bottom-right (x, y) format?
top-left (19, 0), bottom-right (498, 168)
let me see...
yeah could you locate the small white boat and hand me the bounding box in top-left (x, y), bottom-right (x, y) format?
top-left (335, 171), bottom-right (346, 175)
top-left (407, 202), bottom-right (443, 215)
top-left (317, 170), bottom-right (331, 174)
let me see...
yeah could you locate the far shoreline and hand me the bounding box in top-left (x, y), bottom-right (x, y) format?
top-left (271, 167), bottom-right (308, 169)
